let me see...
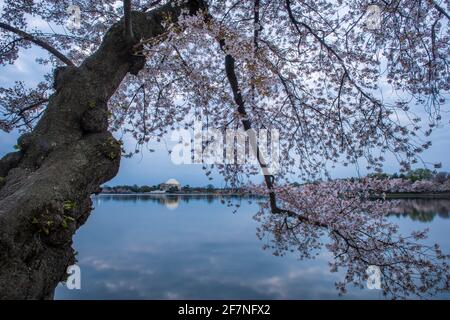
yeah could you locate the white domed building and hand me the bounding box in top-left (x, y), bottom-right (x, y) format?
top-left (160, 178), bottom-right (181, 191)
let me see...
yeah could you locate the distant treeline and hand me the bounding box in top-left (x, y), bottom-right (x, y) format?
top-left (366, 169), bottom-right (450, 183)
top-left (364, 169), bottom-right (450, 194)
top-left (302, 169), bottom-right (450, 194)
top-left (102, 169), bottom-right (450, 195)
top-left (277, 168), bottom-right (450, 195)
top-left (101, 184), bottom-right (234, 194)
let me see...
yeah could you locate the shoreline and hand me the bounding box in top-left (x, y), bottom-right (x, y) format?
top-left (98, 193), bottom-right (256, 196)
top-left (98, 192), bottom-right (450, 199)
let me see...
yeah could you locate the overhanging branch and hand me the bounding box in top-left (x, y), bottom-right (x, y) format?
top-left (220, 40), bottom-right (293, 215)
top-left (0, 22), bottom-right (75, 67)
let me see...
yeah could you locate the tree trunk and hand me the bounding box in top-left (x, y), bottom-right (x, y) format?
top-left (0, 0), bottom-right (205, 299)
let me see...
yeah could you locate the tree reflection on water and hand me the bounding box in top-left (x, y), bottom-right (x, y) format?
top-left (389, 199), bottom-right (450, 222)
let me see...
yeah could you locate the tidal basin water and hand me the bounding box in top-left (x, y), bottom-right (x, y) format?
top-left (55, 195), bottom-right (450, 299)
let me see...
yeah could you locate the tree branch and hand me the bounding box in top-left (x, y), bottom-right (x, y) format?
top-left (0, 22), bottom-right (75, 67)
top-left (432, 0), bottom-right (450, 20)
top-left (199, 7), bottom-right (292, 215)
top-left (220, 40), bottom-right (294, 215)
top-left (123, 0), bottom-right (134, 40)
top-left (141, 0), bottom-right (163, 12)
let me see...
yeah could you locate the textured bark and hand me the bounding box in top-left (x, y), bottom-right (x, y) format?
top-left (0, 0), bottom-right (205, 299)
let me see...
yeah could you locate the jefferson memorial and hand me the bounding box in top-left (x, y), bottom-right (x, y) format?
top-left (160, 178), bottom-right (181, 191)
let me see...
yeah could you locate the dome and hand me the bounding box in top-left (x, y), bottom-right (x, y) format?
top-left (164, 200), bottom-right (179, 210)
top-left (164, 178), bottom-right (180, 185)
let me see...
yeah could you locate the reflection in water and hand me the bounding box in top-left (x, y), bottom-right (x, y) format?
top-left (55, 196), bottom-right (450, 300)
top-left (389, 199), bottom-right (450, 222)
top-left (99, 194), bottom-right (259, 203)
top-left (255, 195), bottom-right (450, 299)
top-left (100, 195), bottom-right (450, 221)
top-left (98, 194), bottom-right (262, 211)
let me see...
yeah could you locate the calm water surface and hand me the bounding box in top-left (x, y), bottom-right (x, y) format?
top-left (55, 195), bottom-right (450, 299)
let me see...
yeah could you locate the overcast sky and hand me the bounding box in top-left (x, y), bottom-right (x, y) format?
top-left (1, 43), bottom-right (449, 187)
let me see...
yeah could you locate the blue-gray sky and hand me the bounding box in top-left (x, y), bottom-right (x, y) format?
top-left (1, 46), bottom-right (449, 187)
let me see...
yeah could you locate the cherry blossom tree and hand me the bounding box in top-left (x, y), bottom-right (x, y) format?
top-left (0, 0), bottom-right (449, 298)
top-left (253, 180), bottom-right (449, 299)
